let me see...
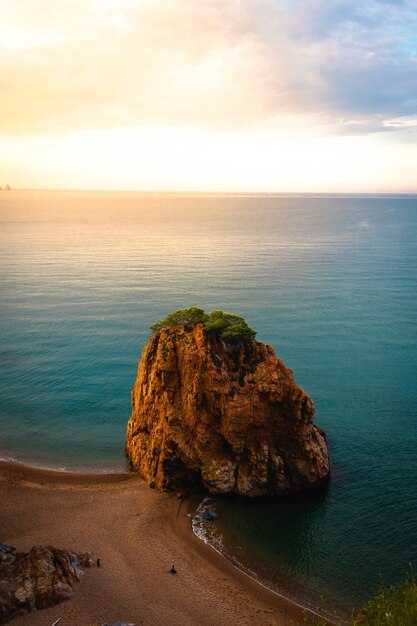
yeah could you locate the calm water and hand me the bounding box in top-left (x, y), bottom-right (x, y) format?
top-left (1, 190), bottom-right (416, 619)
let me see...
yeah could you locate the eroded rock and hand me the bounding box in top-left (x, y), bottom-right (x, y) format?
top-left (126, 324), bottom-right (330, 497)
top-left (0, 545), bottom-right (91, 624)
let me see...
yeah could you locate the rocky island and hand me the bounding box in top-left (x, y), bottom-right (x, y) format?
top-left (126, 308), bottom-right (330, 497)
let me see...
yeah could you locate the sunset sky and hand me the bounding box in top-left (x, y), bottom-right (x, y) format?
top-left (1, 0), bottom-right (416, 192)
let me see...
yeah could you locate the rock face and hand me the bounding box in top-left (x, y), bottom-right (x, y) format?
top-left (0, 544), bottom-right (93, 624)
top-left (126, 325), bottom-right (330, 498)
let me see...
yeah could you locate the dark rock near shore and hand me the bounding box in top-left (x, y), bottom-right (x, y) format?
top-left (126, 324), bottom-right (330, 498)
top-left (0, 545), bottom-right (16, 567)
top-left (0, 544), bottom-right (92, 624)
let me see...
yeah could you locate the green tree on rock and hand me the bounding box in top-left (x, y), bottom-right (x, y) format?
top-left (150, 307), bottom-right (256, 342)
top-left (205, 310), bottom-right (256, 340)
top-left (150, 307), bottom-right (207, 333)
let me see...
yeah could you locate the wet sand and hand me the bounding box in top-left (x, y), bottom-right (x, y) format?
top-left (0, 461), bottom-right (334, 626)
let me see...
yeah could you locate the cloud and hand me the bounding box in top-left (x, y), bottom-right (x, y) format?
top-left (316, 4), bottom-right (417, 117)
top-left (0, 1), bottom-right (284, 133)
top-left (0, 0), bottom-right (416, 136)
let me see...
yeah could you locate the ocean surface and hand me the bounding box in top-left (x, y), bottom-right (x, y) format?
top-left (1, 190), bottom-right (416, 621)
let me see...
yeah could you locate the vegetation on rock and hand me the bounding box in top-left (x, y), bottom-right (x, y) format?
top-left (150, 307), bottom-right (207, 332)
top-left (150, 306), bottom-right (256, 341)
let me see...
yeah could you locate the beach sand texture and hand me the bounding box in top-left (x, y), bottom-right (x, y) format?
top-left (0, 461), bottom-right (324, 626)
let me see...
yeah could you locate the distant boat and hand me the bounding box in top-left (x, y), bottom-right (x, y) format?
top-left (4, 184), bottom-right (11, 190)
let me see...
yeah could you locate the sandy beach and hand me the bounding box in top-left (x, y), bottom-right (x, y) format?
top-left (0, 460), bottom-right (335, 626)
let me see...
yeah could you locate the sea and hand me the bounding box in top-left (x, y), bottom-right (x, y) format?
top-left (1, 190), bottom-right (416, 622)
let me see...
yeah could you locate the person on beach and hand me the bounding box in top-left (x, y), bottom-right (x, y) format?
top-left (169, 565), bottom-right (177, 574)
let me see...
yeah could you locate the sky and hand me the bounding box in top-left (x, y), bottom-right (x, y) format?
top-left (0, 0), bottom-right (416, 192)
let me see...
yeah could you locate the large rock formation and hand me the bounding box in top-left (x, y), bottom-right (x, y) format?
top-left (126, 325), bottom-right (330, 497)
top-left (0, 544), bottom-right (93, 624)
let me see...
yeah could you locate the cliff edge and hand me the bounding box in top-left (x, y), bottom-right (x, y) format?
top-left (126, 323), bottom-right (330, 497)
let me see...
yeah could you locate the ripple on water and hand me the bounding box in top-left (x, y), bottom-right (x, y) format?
top-left (1, 191), bottom-right (416, 618)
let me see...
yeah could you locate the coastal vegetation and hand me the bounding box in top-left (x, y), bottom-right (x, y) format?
top-left (304, 574), bottom-right (417, 626)
top-left (352, 574), bottom-right (417, 626)
top-left (150, 306), bottom-right (257, 341)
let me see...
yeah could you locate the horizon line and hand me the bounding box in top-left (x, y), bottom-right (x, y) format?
top-left (2, 188), bottom-right (417, 196)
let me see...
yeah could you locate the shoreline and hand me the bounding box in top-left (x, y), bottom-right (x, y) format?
top-left (0, 460), bottom-right (339, 626)
top-left (188, 499), bottom-right (346, 626)
top-left (0, 452), bottom-right (129, 474)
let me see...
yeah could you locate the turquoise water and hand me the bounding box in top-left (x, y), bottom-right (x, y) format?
top-left (1, 190), bottom-right (416, 619)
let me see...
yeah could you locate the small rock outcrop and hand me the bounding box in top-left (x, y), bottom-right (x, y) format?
top-left (0, 544), bottom-right (93, 624)
top-left (126, 324), bottom-right (330, 497)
